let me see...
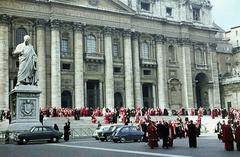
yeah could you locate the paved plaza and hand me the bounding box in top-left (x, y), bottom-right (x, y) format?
top-left (0, 134), bottom-right (239, 157)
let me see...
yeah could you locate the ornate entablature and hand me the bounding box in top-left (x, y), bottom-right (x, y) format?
top-left (0, 14), bottom-right (10, 25)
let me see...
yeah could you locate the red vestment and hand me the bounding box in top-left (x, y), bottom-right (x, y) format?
top-left (147, 124), bottom-right (158, 149)
top-left (222, 124), bottom-right (234, 151)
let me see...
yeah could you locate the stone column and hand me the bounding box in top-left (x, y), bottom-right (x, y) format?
top-left (152, 84), bottom-right (156, 108)
top-left (50, 20), bottom-right (61, 108)
top-left (10, 79), bottom-right (14, 91)
top-left (0, 14), bottom-right (9, 110)
top-left (132, 32), bottom-right (143, 108)
top-left (73, 23), bottom-right (84, 109)
top-left (36, 19), bottom-right (47, 109)
top-left (99, 81), bottom-right (103, 108)
top-left (84, 81), bottom-right (87, 105)
top-left (104, 27), bottom-right (114, 110)
top-left (209, 43), bottom-right (221, 108)
top-left (155, 35), bottom-right (167, 110)
top-left (180, 38), bottom-right (194, 109)
top-left (123, 30), bottom-right (134, 109)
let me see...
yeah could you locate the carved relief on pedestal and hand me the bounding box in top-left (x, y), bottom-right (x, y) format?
top-left (19, 99), bottom-right (36, 118)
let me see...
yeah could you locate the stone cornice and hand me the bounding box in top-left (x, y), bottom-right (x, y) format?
top-left (178, 38), bottom-right (191, 46)
top-left (0, 14), bottom-right (10, 25)
top-left (165, 37), bottom-right (179, 45)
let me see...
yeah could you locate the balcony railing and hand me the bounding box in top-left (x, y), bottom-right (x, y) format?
top-left (84, 52), bottom-right (104, 63)
top-left (195, 64), bottom-right (208, 70)
top-left (140, 58), bottom-right (157, 67)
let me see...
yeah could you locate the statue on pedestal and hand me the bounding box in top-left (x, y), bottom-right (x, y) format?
top-left (13, 35), bottom-right (38, 86)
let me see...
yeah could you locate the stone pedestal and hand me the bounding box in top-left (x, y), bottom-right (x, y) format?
top-left (8, 85), bottom-right (41, 131)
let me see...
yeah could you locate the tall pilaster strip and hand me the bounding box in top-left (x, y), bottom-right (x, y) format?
top-left (36, 19), bottom-right (47, 109)
top-left (73, 23), bottom-right (84, 109)
top-left (123, 30), bottom-right (134, 109)
top-left (180, 38), bottom-right (194, 109)
top-left (104, 27), bottom-right (114, 110)
top-left (0, 14), bottom-right (9, 110)
top-left (50, 19), bottom-right (61, 108)
top-left (155, 35), bottom-right (166, 110)
top-left (132, 32), bottom-right (143, 108)
top-left (209, 43), bottom-right (221, 108)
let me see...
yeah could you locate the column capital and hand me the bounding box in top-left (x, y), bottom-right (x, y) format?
top-left (123, 29), bottom-right (132, 38)
top-left (35, 19), bottom-right (47, 28)
top-left (73, 22), bottom-right (84, 32)
top-left (50, 19), bottom-right (61, 29)
top-left (0, 14), bottom-right (10, 25)
top-left (104, 26), bottom-right (113, 37)
top-left (132, 32), bottom-right (140, 40)
top-left (209, 42), bottom-right (217, 51)
top-left (178, 38), bottom-right (191, 46)
top-left (155, 35), bottom-right (165, 44)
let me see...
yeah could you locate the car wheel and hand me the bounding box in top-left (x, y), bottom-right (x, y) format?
top-left (120, 137), bottom-right (126, 143)
top-left (21, 138), bottom-right (28, 144)
top-left (100, 138), bottom-right (105, 142)
top-left (95, 137), bottom-right (99, 140)
top-left (139, 136), bottom-right (143, 142)
top-left (106, 136), bottom-right (111, 142)
top-left (134, 139), bottom-right (138, 142)
top-left (113, 139), bottom-right (118, 143)
top-left (51, 137), bottom-right (59, 143)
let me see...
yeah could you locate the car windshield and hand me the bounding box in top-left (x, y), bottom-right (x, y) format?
top-left (100, 126), bottom-right (110, 131)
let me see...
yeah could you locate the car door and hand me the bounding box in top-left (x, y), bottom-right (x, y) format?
top-left (30, 127), bottom-right (42, 140)
top-left (130, 126), bottom-right (138, 140)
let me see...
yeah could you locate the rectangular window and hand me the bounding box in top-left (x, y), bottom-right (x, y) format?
top-left (143, 70), bottom-right (151, 75)
top-left (141, 2), bottom-right (150, 11)
top-left (193, 8), bottom-right (200, 21)
top-left (166, 7), bottom-right (172, 17)
top-left (62, 63), bottom-right (71, 70)
top-left (114, 67), bottom-right (121, 73)
top-left (61, 39), bottom-right (68, 53)
top-left (113, 39), bottom-right (120, 57)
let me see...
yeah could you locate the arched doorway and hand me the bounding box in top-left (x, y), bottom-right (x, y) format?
top-left (195, 73), bottom-right (209, 108)
top-left (114, 92), bottom-right (123, 110)
top-left (61, 90), bottom-right (72, 108)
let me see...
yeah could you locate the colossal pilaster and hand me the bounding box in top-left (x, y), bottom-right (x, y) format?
top-left (104, 27), bottom-right (114, 110)
top-left (132, 32), bottom-right (143, 108)
top-left (180, 38), bottom-right (194, 109)
top-left (123, 30), bottom-right (134, 109)
top-left (209, 43), bottom-right (221, 108)
top-left (0, 14), bottom-right (9, 110)
top-left (155, 35), bottom-right (167, 109)
top-left (73, 23), bottom-right (84, 108)
top-left (36, 19), bottom-right (47, 109)
top-left (50, 20), bottom-right (61, 108)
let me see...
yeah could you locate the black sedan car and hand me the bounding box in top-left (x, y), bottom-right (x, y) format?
top-left (112, 125), bottom-right (144, 143)
top-left (15, 126), bottom-right (63, 144)
top-left (98, 125), bottom-right (122, 142)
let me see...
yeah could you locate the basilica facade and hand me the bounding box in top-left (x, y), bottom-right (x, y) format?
top-left (0, 0), bottom-right (221, 111)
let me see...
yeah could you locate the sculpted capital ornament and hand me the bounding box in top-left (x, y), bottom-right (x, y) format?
top-left (73, 22), bottom-right (83, 32)
top-left (123, 29), bottom-right (132, 37)
top-left (35, 19), bottom-right (47, 28)
top-left (0, 14), bottom-right (10, 25)
top-left (132, 32), bottom-right (140, 40)
top-left (104, 27), bottom-right (113, 36)
top-left (178, 38), bottom-right (191, 46)
top-left (50, 19), bottom-right (61, 29)
top-left (155, 35), bottom-right (165, 44)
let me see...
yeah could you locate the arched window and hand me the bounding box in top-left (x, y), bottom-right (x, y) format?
top-left (141, 42), bottom-right (149, 58)
top-left (195, 48), bottom-right (206, 65)
top-left (16, 27), bottom-right (27, 45)
top-left (168, 45), bottom-right (175, 62)
top-left (86, 35), bottom-right (96, 53)
top-left (61, 32), bottom-right (69, 56)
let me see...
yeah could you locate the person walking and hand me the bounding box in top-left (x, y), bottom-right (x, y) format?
top-left (234, 121), bottom-right (240, 151)
top-left (187, 120), bottom-right (197, 148)
top-left (222, 120), bottom-right (234, 151)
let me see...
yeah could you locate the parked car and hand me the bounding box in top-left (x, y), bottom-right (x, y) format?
top-left (112, 125), bottom-right (144, 143)
top-left (15, 126), bottom-right (63, 144)
top-left (93, 125), bottom-right (112, 140)
top-left (98, 125), bottom-right (122, 142)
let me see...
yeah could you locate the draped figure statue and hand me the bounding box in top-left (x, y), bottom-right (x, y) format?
top-left (13, 35), bottom-right (38, 86)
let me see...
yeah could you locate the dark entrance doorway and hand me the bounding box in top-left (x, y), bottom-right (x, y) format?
top-left (87, 80), bottom-right (100, 109)
top-left (142, 83), bottom-right (153, 109)
top-left (195, 73), bottom-right (209, 108)
top-left (61, 90), bottom-right (72, 108)
top-left (114, 92), bottom-right (123, 110)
